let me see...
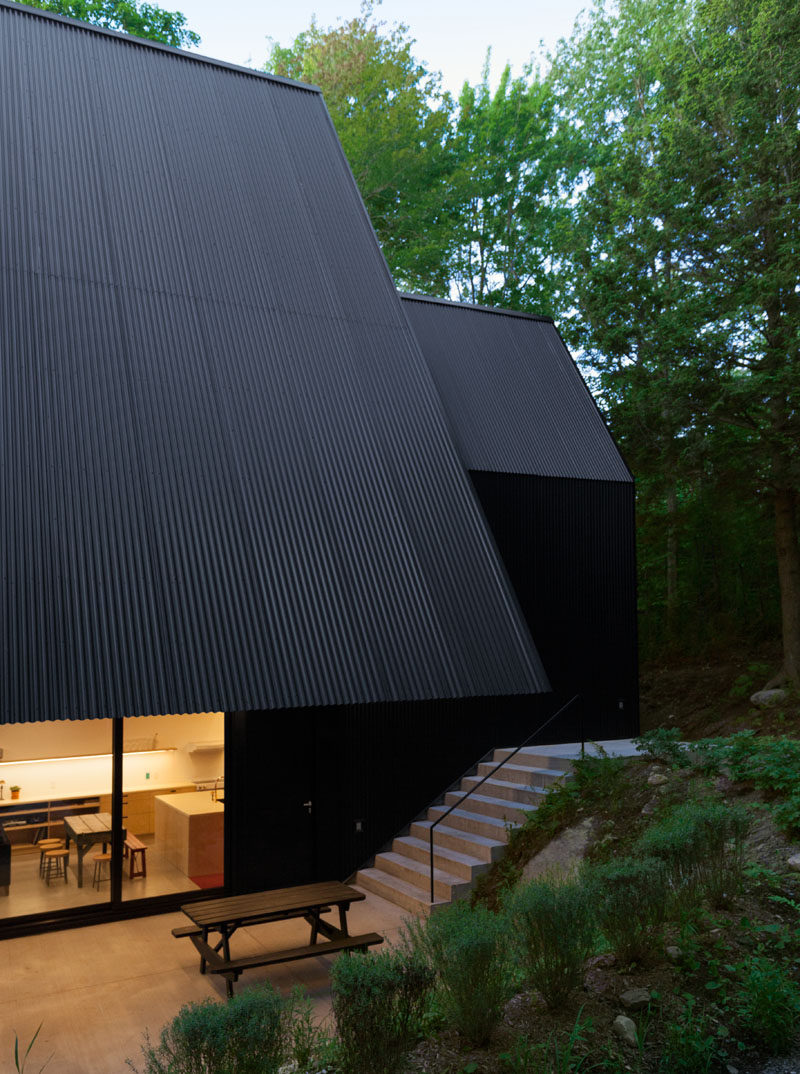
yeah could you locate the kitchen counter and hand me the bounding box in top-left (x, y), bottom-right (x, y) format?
top-left (154, 791), bottom-right (223, 879)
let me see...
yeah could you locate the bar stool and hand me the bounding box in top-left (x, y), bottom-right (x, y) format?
top-left (92, 852), bottom-right (112, 890)
top-left (43, 848), bottom-right (69, 885)
top-left (38, 838), bottom-right (65, 878)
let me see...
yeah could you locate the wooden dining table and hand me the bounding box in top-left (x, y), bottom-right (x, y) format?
top-left (174, 880), bottom-right (383, 996)
top-left (62, 812), bottom-right (124, 887)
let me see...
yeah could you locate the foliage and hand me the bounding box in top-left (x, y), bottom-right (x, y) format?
top-left (13, 1025), bottom-right (51, 1074)
top-left (499, 1008), bottom-right (594, 1072)
top-left (330, 948), bottom-right (433, 1074)
top-left (265, 2), bottom-right (454, 294)
top-left (583, 856), bottom-right (669, 963)
top-left (635, 800), bottom-right (750, 909)
top-left (635, 728), bottom-right (689, 767)
top-left (568, 749), bottom-right (632, 812)
top-left (658, 997), bottom-right (717, 1073)
top-left (735, 956), bottom-right (800, 1053)
top-left (403, 900), bottom-right (511, 1046)
top-left (506, 877), bottom-right (596, 1010)
top-left (17, 0), bottom-right (199, 47)
top-left (129, 985), bottom-right (289, 1074)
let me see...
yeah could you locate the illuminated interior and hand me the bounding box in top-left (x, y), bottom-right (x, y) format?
top-left (0, 713), bottom-right (224, 921)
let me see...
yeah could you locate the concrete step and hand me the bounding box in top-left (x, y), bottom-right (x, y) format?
top-left (476, 761), bottom-right (568, 788)
top-left (459, 776), bottom-right (546, 807)
top-left (494, 747), bottom-right (575, 773)
top-left (444, 790), bottom-right (534, 824)
top-left (356, 867), bottom-right (447, 915)
top-left (430, 801), bottom-right (522, 840)
top-left (392, 834), bottom-right (490, 882)
top-left (410, 819), bottom-right (505, 863)
top-left (373, 850), bottom-right (472, 901)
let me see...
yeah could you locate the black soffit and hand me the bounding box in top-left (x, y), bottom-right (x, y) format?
top-left (0, 2), bottom-right (549, 724)
top-left (402, 294), bottom-right (633, 483)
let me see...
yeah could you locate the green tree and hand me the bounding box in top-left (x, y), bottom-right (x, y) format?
top-left (552, 0), bottom-right (800, 680)
top-left (446, 62), bottom-right (567, 316)
top-left (265, 2), bottom-right (454, 294)
top-left (18, 0), bottom-right (199, 48)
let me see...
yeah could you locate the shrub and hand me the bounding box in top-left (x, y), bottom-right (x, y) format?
top-left (736, 956), bottom-right (800, 1054)
top-left (404, 900), bottom-right (511, 1046)
top-left (634, 800), bottom-right (750, 910)
top-left (331, 948), bottom-right (432, 1074)
top-left (658, 997), bottom-right (716, 1074)
top-left (506, 877), bottom-right (596, 1011)
top-left (635, 727), bottom-right (689, 767)
top-left (583, 856), bottom-right (668, 963)
top-left (130, 984), bottom-right (288, 1074)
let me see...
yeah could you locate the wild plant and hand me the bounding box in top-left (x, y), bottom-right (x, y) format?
top-left (736, 955), bottom-right (800, 1054)
top-left (583, 856), bottom-right (668, 963)
top-left (13, 1025), bottom-right (52, 1074)
top-left (635, 727), bottom-right (689, 767)
top-left (506, 876), bottom-right (596, 1010)
top-left (129, 984), bottom-right (288, 1074)
top-left (499, 1007), bottom-right (593, 1072)
top-left (403, 899), bottom-right (511, 1046)
top-left (634, 799), bottom-right (750, 910)
top-left (330, 947), bottom-right (433, 1074)
top-left (657, 997), bottom-right (717, 1074)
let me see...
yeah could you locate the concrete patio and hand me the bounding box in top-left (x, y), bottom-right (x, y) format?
top-left (1, 887), bottom-right (410, 1074)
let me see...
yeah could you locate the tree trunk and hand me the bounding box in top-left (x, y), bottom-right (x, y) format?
top-left (774, 487), bottom-right (800, 686)
top-left (666, 482), bottom-right (678, 641)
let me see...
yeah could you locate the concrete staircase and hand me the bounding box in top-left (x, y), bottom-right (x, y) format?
top-left (356, 746), bottom-right (573, 915)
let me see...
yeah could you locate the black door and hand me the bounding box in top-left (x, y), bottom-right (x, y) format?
top-left (226, 711), bottom-right (316, 892)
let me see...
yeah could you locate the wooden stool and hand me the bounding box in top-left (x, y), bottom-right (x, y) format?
top-left (43, 848), bottom-right (69, 885)
top-left (92, 852), bottom-right (112, 890)
top-left (38, 839), bottom-right (65, 878)
top-left (124, 834), bottom-right (147, 879)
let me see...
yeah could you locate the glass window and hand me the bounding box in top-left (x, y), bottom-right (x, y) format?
top-left (121, 713), bottom-right (224, 901)
top-left (0, 718), bottom-right (113, 919)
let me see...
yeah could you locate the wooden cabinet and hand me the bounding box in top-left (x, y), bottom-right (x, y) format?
top-left (121, 785), bottom-right (195, 835)
top-left (0, 797), bottom-right (101, 849)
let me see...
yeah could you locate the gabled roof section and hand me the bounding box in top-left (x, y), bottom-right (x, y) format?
top-left (402, 295), bottom-right (633, 483)
top-left (0, 3), bottom-right (548, 723)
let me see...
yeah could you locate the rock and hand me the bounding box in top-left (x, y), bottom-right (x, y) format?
top-left (641, 799), bottom-right (657, 815)
top-left (726, 1066), bottom-right (739, 1074)
top-left (613, 1015), bottom-right (638, 1046)
top-left (522, 817), bottom-right (593, 881)
top-left (620, 987), bottom-right (652, 1011)
top-left (648, 772), bottom-right (669, 786)
top-left (787, 854), bottom-right (800, 872)
top-left (666, 945), bottom-right (682, 962)
top-left (750, 688), bottom-right (788, 708)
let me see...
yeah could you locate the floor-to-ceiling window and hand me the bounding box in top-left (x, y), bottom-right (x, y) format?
top-left (121, 713), bottom-right (224, 902)
top-left (0, 713), bottom-right (224, 927)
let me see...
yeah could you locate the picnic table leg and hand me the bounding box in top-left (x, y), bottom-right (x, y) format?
top-left (338, 904), bottom-right (350, 937)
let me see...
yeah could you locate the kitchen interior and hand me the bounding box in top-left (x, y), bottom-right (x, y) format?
top-left (0, 712), bottom-right (224, 919)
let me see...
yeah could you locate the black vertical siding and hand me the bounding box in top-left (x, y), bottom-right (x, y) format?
top-left (0, 3), bottom-right (547, 723)
top-left (470, 474), bottom-right (639, 737)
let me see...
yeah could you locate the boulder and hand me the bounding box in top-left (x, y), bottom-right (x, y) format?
top-left (787, 854), bottom-right (800, 872)
top-left (613, 1015), bottom-right (638, 1046)
top-left (647, 772), bottom-right (669, 786)
top-left (620, 988), bottom-right (652, 1011)
top-left (750, 688), bottom-right (788, 708)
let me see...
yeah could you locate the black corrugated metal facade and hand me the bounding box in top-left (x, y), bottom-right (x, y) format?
top-left (404, 296), bottom-right (639, 735)
top-left (0, 3), bottom-right (547, 725)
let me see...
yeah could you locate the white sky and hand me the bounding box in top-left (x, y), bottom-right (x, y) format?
top-left (174, 0), bottom-right (588, 95)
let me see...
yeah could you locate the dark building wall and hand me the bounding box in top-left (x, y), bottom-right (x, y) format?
top-left (469, 473), bottom-right (639, 740)
top-left (226, 694), bottom-right (591, 892)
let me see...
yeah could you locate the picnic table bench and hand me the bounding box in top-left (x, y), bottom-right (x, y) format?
top-left (173, 880), bottom-right (383, 996)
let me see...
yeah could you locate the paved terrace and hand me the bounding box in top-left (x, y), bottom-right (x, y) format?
top-left (2, 889), bottom-right (408, 1074)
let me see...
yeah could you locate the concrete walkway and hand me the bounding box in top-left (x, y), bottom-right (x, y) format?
top-left (1, 888), bottom-right (410, 1074)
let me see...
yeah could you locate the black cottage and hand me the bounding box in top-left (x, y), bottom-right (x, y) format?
top-left (0, 0), bottom-right (635, 936)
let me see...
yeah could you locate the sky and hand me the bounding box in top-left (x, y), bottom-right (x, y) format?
top-left (173, 0), bottom-right (589, 96)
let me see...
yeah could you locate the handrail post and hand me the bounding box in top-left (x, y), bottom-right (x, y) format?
top-left (429, 827), bottom-right (435, 904)
top-left (426, 694), bottom-right (581, 903)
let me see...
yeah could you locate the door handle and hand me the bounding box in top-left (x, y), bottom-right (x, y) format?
top-left (303, 800), bottom-right (313, 814)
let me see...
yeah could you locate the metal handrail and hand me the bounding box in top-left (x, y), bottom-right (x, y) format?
top-left (428, 694), bottom-right (582, 903)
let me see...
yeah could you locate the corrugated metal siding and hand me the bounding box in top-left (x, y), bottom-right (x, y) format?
top-left (0, 4), bottom-right (548, 724)
top-left (402, 295), bottom-right (632, 482)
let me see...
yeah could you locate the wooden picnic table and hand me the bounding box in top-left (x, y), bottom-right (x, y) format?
top-left (174, 880), bottom-right (383, 996)
top-left (63, 812), bottom-right (125, 888)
